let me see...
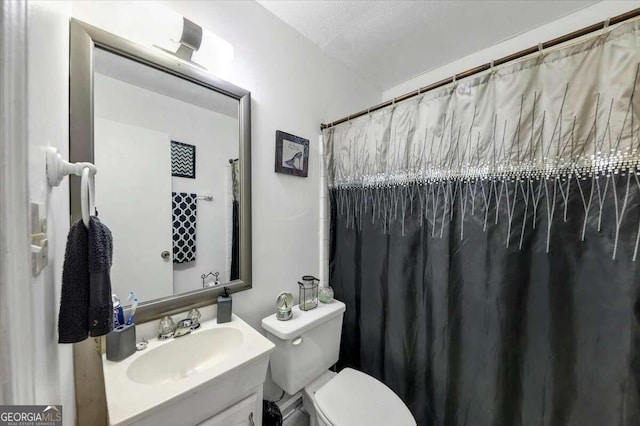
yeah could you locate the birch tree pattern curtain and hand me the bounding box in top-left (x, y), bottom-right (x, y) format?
top-left (324, 19), bottom-right (640, 426)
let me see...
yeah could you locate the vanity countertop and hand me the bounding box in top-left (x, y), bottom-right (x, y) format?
top-left (102, 314), bottom-right (275, 425)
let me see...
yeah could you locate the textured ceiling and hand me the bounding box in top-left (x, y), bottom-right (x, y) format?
top-left (256, 0), bottom-right (597, 90)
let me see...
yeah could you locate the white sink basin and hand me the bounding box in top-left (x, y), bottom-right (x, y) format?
top-left (102, 315), bottom-right (275, 426)
top-left (127, 327), bottom-right (244, 385)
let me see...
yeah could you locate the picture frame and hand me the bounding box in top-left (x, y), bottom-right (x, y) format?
top-left (275, 130), bottom-right (309, 177)
top-left (171, 140), bottom-right (196, 179)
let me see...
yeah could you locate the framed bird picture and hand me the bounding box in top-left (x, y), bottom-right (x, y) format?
top-left (275, 130), bottom-right (309, 177)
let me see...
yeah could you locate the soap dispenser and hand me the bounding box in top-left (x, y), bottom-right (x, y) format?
top-left (217, 287), bottom-right (232, 323)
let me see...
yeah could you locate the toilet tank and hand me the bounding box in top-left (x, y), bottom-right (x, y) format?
top-left (262, 299), bottom-right (346, 395)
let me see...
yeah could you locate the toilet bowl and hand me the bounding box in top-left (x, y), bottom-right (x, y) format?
top-left (262, 299), bottom-right (416, 426)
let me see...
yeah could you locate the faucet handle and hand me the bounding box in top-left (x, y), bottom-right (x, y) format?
top-left (158, 316), bottom-right (175, 340)
top-left (187, 309), bottom-right (202, 330)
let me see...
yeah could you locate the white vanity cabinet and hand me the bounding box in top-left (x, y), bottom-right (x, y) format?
top-left (103, 316), bottom-right (273, 426)
top-left (127, 384), bottom-right (263, 426)
top-left (198, 393), bottom-right (257, 426)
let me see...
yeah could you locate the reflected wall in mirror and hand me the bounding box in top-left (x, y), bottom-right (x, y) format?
top-left (70, 19), bottom-right (251, 322)
top-left (93, 48), bottom-right (240, 303)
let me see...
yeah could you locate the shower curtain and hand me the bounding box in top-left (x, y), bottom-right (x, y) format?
top-left (230, 158), bottom-right (240, 281)
top-left (324, 19), bottom-right (640, 426)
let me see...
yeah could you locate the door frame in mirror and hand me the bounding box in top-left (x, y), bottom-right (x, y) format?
top-left (70, 18), bottom-right (251, 323)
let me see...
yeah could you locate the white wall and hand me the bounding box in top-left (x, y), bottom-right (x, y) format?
top-left (26, 1), bottom-right (75, 424)
top-left (383, 1), bottom-right (640, 99)
top-left (94, 73), bottom-right (239, 295)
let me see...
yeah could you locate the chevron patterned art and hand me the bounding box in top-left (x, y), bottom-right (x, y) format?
top-left (171, 140), bottom-right (196, 179)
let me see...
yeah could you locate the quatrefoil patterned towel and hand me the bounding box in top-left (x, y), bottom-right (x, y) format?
top-left (172, 192), bottom-right (197, 263)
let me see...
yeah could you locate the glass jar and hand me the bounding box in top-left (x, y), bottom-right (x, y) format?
top-left (298, 275), bottom-right (319, 311)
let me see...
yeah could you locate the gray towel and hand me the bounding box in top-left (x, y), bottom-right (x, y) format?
top-left (58, 217), bottom-right (113, 343)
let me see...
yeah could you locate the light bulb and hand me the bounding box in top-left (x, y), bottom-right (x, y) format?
top-left (122, 2), bottom-right (183, 51)
top-left (192, 30), bottom-right (235, 74)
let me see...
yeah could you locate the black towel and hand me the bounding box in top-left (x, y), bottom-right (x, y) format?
top-left (58, 217), bottom-right (113, 343)
top-left (172, 192), bottom-right (197, 263)
top-left (231, 199), bottom-right (239, 280)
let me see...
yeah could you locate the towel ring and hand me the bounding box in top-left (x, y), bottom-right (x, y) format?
top-left (46, 147), bottom-right (98, 228)
top-left (46, 147), bottom-right (97, 187)
top-left (80, 167), bottom-right (96, 228)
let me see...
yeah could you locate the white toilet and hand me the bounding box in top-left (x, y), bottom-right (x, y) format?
top-left (262, 299), bottom-right (416, 426)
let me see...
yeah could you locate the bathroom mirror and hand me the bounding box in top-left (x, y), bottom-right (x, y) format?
top-left (69, 19), bottom-right (251, 322)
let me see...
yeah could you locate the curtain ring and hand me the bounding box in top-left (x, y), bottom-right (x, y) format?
top-left (490, 60), bottom-right (496, 75)
top-left (601, 18), bottom-right (610, 39)
top-left (537, 43), bottom-right (545, 61)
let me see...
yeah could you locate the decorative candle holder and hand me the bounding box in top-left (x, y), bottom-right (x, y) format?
top-left (319, 285), bottom-right (334, 303)
top-left (298, 275), bottom-right (319, 311)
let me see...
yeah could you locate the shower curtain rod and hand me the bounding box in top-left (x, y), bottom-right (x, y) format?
top-left (320, 7), bottom-right (640, 131)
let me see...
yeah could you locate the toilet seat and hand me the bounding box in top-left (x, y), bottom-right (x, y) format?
top-left (313, 368), bottom-right (416, 426)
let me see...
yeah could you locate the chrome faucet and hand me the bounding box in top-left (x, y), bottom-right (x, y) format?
top-left (158, 313), bottom-right (201, 340)
top-left (173, 318), bottom-right (193, 338)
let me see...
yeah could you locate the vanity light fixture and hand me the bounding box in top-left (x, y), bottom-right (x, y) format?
top-left (122, 2), bottom-right (234, 74)
top-left (155, 17), bottom-right (206, 70)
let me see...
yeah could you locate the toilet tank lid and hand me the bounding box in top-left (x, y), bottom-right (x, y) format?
top-left (261, 299), bottom-right (345, 340)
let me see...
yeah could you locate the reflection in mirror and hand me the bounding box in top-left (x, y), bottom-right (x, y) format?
top-left (93, 48), bottom-right (240, 304)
